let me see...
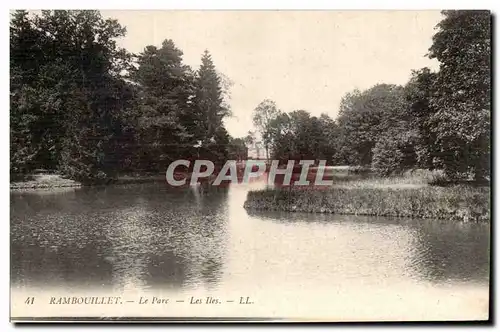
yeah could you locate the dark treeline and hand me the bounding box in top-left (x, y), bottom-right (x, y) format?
top-left (10, 10), bottom-right (244, 183)
top-left (252, 10), bottom-right (490, 181)
top-left (11, 10), bottom-right (490, 183)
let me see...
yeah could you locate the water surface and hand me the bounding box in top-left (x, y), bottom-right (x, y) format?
top-left (10, 183), bottom-right (490, 320)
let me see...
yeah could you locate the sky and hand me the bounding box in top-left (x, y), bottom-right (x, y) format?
top-left (101, 10), bottom-right (443, 138)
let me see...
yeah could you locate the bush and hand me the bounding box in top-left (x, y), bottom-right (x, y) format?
top-left (372, 130), bottom-right (418, 176)
top-left (58, 140), bottom-right (113, 184)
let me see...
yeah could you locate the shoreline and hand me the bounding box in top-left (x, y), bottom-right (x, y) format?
top-left (9, 171), bottom-right (223, 191)
top-left (11, 172), bottom-right (491, 224)
top-left (10, 174), bottom-right (166, 191)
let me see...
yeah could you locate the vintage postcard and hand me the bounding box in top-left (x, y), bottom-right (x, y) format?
top-left (10, 10), bottom-right (491, 322)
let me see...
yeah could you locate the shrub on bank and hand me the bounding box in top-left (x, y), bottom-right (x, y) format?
top-left (244, 185), bottom-right (490, 222)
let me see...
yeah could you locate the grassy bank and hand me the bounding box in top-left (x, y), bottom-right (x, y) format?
top-left (244, 184), bottom-right (490, 223)
top-left (9, 171), bottom-right (210, 190)
top-left (10, 173), bottom-right (167, 190)
top-left (10, 174), bottom-right (82, 190)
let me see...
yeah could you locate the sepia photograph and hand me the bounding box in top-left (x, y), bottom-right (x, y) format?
top-left (9, 9), bottom-right (491, 322)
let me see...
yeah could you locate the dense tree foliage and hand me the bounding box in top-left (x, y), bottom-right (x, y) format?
top-left (403, 67), bottom-right (439, 170)
top-left (371, 129), bottom-right (419, 176)
top-left (266, 110), bottom-right (338, 163)
top-left (10, 10), bottom-right (235, 181)
top-left (427, 10), bottom-right (491, 180)
top-left (129, 39), bottom-right (196, 171)
top-left (10, 10), bottom-right (491, 183)
top-left (335, 84), bottom-right (408, 166)
top-left (227, 137), bottom-right (248, 161)
top-left (11, 10), bottom-right (133, 182)
top-left (252, 99), bottom-right (280, 160)
top-left (255, 10), bottom-right (491, 180)
top-left (192, 50), bottom-right (232, 163)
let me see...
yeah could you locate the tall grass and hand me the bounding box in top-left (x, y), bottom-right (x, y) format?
top-left (244, 184), bottom-right (490, 223)
top-left (329, 169), bottom-right (447, 189)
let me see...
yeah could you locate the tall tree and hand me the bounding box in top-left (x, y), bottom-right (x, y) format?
top-left (427, 10), bottom-right (491, 180)
top-left (10, 10), bottom-right (44, 176)
top-left (244, 131), bottom-right (256, 147)
top-left (336, 84), bottom-right (408, 166)
top-left (252, 99), bottom-right (281, 161)
top-left (404, 67), bottom-right (438, 169)
top-left (193, 50), bottom-right (230, 146)
top-left (10, 10), bottom-right (134, 182)
top-left (131, 39), bottom-right (195, 170)
top-left (228, 137), bottom-right (248, 161)
top-left (268, 112), bottom-right (293, 161)
top-left (317, 113), bottom-right (339, 163)
top-left (267, 110), bottom-right (338, 164)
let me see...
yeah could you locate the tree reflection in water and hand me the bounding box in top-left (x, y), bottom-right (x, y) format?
top-left (11, 183), bottom-right (230, 292)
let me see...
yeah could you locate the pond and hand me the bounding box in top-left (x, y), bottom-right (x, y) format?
top-left (10, 182), bottom-right (490, 321)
